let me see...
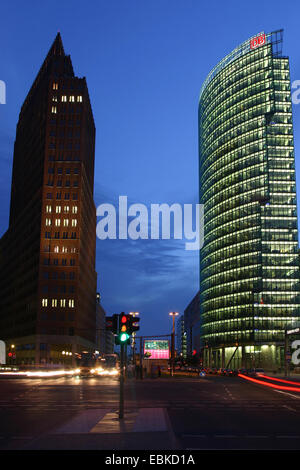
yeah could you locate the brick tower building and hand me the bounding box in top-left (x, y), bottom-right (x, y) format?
top-left (0, 33), bottom-right (97, 365)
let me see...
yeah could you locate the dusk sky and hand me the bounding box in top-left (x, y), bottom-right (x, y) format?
top-left (1, 0), bottom-right (300, 337)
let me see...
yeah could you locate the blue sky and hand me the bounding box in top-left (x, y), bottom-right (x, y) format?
top-left (0, 0), bottom-right (300, 337)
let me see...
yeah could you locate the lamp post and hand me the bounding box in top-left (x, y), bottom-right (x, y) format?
top-left (169, 312), bottom-right (179, 376)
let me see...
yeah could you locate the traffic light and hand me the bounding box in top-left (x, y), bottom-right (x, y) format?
top-left (128, 316), bottom-right (140, 334)
top-left (106, 314), bottom-right (119, 334)
top-left (119, 313), bottom-right (130, 343)
top-left (114, 312), bottom-right (140, 345)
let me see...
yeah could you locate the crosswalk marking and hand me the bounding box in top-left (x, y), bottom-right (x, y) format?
top-left (52, 407), bottom-right (169, 435)
top-left (54, 409), bottom-right (108, 434)
top-left (90, 410), bottom-right (138, 434)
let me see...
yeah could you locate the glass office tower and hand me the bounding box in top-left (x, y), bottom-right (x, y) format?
top-left (199, 30), bottom-right (300, 369)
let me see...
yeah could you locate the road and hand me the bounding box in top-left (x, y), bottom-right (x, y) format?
top-left (1, 374), bottom-right (300, 450)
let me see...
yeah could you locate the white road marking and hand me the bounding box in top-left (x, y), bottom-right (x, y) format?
top-left (54, 409), bottom-right (108, 434)
top-left (282, 405), bottom-right (297, 412)
top-left (274, 390), bottom-right (300, 400)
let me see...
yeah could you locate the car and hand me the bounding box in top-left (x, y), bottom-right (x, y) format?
top-left (253, 368), bottom-right (265, 377)
top-left (246, 368), bottom-right (265, 377)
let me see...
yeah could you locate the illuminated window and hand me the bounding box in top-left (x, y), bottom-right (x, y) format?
top-left (61, 96), bottom-right (67, 102)
top-left (54, 246), bottom-right (59, 253)
top-left (64, 206), bottom-right (70, 213)
top-left (56, 206), bottom-right (61, 213)
top-left (69, 299), bottom-right (75, 308)
top-left (45, 218), bottom-right (51, 226)
top-left (51, 106), bottom-right (57, 114)
top-left (62, 247), bottom-right (68, 253)
top-left (52, 96), bottom-right (58, 102)
top-left (46, 205), bottom-right (52, 213)
top-left (60, 299), bottom-right (66, 307)
top-left (72, 206), bottom-right (78, 214)
top-left (53, 83), bottom-right (58, 90)
top-left (55, 219), bottom-right (61, 227)
top-left (72, 219), bottom-right (77, 227)
top-left (42, 299), bottom-right (48, 307)
top-left (69, 96), bottom-right (75, 102)
top-left (64, 219), bottom-right (69, 227)
top-left (77, 96), bottom-right (83, 102)
top-left (52, 299), bottom-right (58, 307)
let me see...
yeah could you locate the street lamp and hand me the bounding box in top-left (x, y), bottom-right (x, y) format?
top-left (169, 312), bottom-right (179, 376)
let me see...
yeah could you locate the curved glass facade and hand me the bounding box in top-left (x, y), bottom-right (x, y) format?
top-left (199, 31), bottom-right (300, 368)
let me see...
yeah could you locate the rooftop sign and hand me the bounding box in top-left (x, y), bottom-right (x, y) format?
top-left (250, 33), bottom-right (266, 50)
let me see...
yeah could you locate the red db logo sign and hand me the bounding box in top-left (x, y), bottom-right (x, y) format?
top-left (250, 33), bottom-right (266, 50)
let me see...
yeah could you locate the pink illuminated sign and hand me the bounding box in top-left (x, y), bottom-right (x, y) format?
top-left (144, 340), bottom-right (169, 360)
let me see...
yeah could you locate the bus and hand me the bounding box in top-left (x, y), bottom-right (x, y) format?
top-left (75, 351), bottom-right (119, 377)
top-left (103, 354), bottom-right (119, 370)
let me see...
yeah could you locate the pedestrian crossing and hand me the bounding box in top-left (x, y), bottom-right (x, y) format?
top-left (53, 408), bottom-right (169, 434)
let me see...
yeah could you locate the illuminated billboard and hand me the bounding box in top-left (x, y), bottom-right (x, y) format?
top-left (144, 340), bottom-right (169, 359)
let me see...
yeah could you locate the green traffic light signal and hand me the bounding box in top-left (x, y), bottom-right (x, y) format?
top-left (120, 332), bottom-right (130, 342)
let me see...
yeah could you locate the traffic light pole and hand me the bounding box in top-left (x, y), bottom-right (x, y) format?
top-left (119, 342), bottom-right (125, 419)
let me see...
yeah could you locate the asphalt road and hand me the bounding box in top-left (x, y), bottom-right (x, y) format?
top-left (1, 374), bottom-right (300, 450)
